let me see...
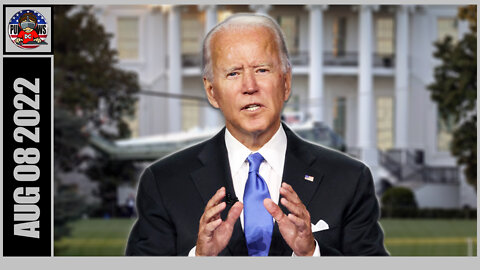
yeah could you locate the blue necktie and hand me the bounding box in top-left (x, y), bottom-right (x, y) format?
top-left (243, 153), bottom-right (273, 256)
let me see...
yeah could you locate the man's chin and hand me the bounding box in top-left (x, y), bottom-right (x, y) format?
top-left (241, 121), bottom-right (279, 137)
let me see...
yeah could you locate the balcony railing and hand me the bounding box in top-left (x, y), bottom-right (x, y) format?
top-left (379, 148), bottom-right (460, 185)
top-left (422, 167), bottom-right (459, 184)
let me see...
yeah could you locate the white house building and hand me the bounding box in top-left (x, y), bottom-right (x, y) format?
top-left (92, 4), bottom-right (476, 209)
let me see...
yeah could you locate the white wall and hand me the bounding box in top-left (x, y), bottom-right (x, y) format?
top-left (414, 184), bottom-right (460, 208)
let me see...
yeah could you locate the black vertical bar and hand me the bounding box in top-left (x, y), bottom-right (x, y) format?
top-left (3, 57), bottom-right (52, 256)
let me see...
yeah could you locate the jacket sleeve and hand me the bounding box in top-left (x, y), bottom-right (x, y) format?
top-left (125, 167), bottom-right (179, 255)
top-left (341, 165), bottom-right (389, 255)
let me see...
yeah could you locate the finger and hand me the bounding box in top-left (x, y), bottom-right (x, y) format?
top-left (203, 202), bottom-right (226, 223)
top-left (280, 184), bottom-right (302, 205)
top-left (203, 218), bottom-right (222, 237)
top-left (224, 202), bottom-right (243, 227)
top-left (280, 197), bottom-right (306, 219)
top-left (263, 198), bottom-right (287, 224)
top-left (287, 213), bottom-right (308, 232)
top-left (205, 187), bottom-right (226, 210)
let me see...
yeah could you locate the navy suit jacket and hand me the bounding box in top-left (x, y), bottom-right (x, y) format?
top-left (125, 123), bottom-right (388, 256)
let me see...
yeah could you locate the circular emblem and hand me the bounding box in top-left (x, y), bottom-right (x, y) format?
top-left (8, 9), bottom-right (48, 49)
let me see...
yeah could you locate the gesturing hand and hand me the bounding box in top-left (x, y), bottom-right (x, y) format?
top-left (264, 183), bottom-right (316, 256)
top-left (195, 187), bottom-right (243, 256)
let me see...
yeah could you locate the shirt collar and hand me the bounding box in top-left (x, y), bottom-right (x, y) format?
top-left (224, 125), bottom-right (287, 176)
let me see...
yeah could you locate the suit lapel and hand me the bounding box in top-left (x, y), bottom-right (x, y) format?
top-left (281, 124), bottom-right (325, 211)
top-left (190, 128), bottom-right (247, 255)
top-left (190, 131), bottom-right (230, 206)
top-left (269, 124), bottom-right (325, 255)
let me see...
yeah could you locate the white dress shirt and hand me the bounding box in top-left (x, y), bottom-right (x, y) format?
top-left (189, 125), bottom-right (320, 256)
top-left (225, 125), bottom-right (286, 228)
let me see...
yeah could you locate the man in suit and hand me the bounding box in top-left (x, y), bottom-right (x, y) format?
top-left (125, 13), bottom-right (388, 256)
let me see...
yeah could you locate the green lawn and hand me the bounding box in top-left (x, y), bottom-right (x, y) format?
top-left (380, 219), bottom-right (477, 256)
top-left (55, 218), bottom-right (477, 256)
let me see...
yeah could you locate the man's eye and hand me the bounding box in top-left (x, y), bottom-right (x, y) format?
top-left (257, 69), bottom-right (268, 73)
top-left (227, 72), bottom-right (238, 77)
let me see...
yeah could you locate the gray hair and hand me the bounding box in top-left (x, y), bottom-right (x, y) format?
top-left (201, 13), bottom-right (291, 82)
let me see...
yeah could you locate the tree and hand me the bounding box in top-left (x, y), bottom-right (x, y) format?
top-left (54, 5), bottom-right (138, 137)
top-left (428, 5), bottom-right (477, 191)
top-left (54, 5), bottom-right (140, 240)
top-left (53, 107), bottom-right (89, 251)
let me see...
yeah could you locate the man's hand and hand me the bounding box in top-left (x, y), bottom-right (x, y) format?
top-left (195, 187), bottom-right (243, 256)
top-left (264, 183), bottom-right (316, 256)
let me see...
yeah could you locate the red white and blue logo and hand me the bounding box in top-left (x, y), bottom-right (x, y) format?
top-left (8, 9), bottom-right (48, 49)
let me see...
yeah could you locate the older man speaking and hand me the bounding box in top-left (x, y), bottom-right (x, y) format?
top-left (126, 13), bottom-right (388, 256)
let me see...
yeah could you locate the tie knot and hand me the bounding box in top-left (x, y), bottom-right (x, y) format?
top-left (247, 152), bottom-right (264, 173)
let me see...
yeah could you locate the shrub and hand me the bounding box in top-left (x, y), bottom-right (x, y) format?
top-left (381, 187), bottom-right (418, 218)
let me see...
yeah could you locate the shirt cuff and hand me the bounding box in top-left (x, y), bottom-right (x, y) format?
top-left (188, 246), bottom-right (196, 256)
top-left (292, 239), bottom-right (321, 257)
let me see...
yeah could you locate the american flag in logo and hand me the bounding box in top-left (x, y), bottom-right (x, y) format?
top-left (8, 9), bottom-right (48, 49)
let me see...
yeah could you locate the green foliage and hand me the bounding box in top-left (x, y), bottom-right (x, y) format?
top-left (53, 5), bottom-right (140, 240)
top-left (54, 107), bottom-right (88, 171)
top-left (427, 5), bottom-right (477, 190)
top-left (54, 181), bottom-right (88, 240)
top-left (54, 5), bottom-right (139, 139)
top-left (54, 107), bottom-right (89, 243)
top-left (86, 158), bottom-right (139, 217)
top-left (54, 175), bottom-right (91, 255)
top-left (381, 187), bottom-right (417, 218)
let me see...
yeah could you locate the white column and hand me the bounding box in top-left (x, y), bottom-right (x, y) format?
top-left (249, 5), bottom-right (271, 15)
top-left (357, 5), bottom-right (378, 169)
top-left (204, 5), bottom-right (217, 31)
top-left (307, 5), bottom-right (327, 123)
top-left (144, 6), bottom-right (168, 136)
top-left (200, 5), bottom-right (222, 129)
top-left (168, 6), bottom-right (182, 132)
top-left (394, 6), bottom-right (409, 149)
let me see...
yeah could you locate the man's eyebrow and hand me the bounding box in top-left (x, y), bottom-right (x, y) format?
top-left (222, 63), bottom-right (273, 73)
top-left (223, 66), bottom-right (243, 73)
top-left (252, 63), bottom-right (272, 67)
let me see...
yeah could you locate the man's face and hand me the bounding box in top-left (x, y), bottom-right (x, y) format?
top-left (21, 19), bottom-right (35, 33)
top-left (204, 26), bottom-right (291, 142)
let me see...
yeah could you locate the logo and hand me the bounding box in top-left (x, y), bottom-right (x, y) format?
top-left (8, 9), bottom-right (48, 49)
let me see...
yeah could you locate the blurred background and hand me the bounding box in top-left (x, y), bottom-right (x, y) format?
top-left (53, 4), bottom-right (477, 256)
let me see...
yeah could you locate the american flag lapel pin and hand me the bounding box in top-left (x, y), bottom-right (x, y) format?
top-left (304, 175), bottom-right (314, 182)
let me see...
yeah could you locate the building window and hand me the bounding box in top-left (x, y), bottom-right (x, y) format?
top-left (182, 15), bottom-right (203, 55)
top-left (333, 97), bottom-right (346, 140)
top-left (376, 18), bottom-right (394, 56)
top-left (277, 15), bottom-right (299, 54)
top-left (437, 17), bottom-right (458, 42)
top-left (117, 17), bottom-right (139, 60)
top-left (376, 97), bottom-right (394, 151)
top-left (435, 17), bottom-right (457, 151)
top-left (333, 17), bottom-right (347, 57)
top-left (182, 99), bottom-right (200, 131)
top-left (218, 10), bottom-right (233, 22)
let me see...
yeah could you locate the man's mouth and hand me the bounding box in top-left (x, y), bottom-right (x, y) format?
top-left (242, 104), bottom-right (262, 112)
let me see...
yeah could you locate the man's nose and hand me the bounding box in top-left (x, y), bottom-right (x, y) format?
top-left (242, 71), bottom-right (259, 95)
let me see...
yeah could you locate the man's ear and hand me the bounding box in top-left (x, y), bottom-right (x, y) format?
top-left (203, 77), bottom-right (219, 108)
top-left (283, 70), bottom-right (292, 102)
